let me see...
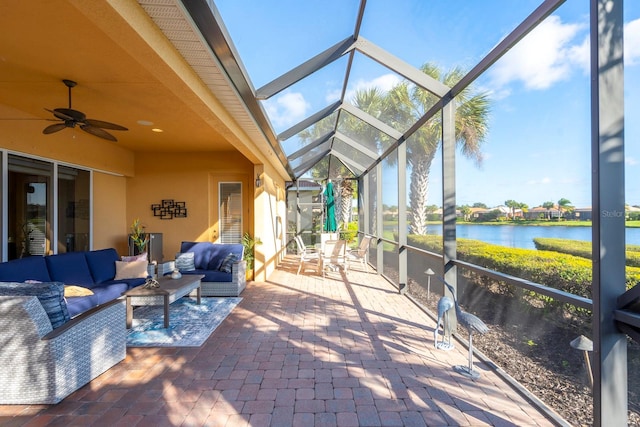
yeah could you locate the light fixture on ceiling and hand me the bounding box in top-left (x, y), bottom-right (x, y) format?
top-left (255, 174), bottom-right (262, 188)
top-left (151, 128), bottom-right (163, 133)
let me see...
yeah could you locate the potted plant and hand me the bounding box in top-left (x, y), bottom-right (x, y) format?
top-left (130, 218), bottom-right (148, 255)
top-left (242, 232), bottom-right (261, 280)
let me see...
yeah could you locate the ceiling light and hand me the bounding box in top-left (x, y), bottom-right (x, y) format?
top-left (152, 128), bottom-right (163, 133)
top-left (137, 120), bottom-right (153, 126)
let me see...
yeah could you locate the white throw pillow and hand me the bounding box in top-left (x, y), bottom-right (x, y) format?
top-left (114, 260), bottom-right (149, 280)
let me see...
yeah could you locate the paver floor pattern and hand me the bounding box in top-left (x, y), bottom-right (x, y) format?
top-left (0, 257), bottom-right (556, 426)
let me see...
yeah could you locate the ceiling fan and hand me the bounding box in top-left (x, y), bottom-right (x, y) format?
top-left (43, 79), bottom-right (128, 142)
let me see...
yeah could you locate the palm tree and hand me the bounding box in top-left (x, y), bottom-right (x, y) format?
top-left (542, 201), bottom-right (555, 220)
top-left (298, 65), bottom-right (490, 235)
top-left (460, 205), bottom-right (472, 221)
top-left (505, 199), bottom-right (518, 219)
top-left (382, 64), bottom-right (491, 234)
top-left (558, 198), bottom-right (573, 219)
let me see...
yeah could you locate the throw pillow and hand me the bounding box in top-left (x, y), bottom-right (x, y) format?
top-left (121, 252), bottom-right (147, 262)
top-left (63, 285), bottom-right (94, 297)
top-left (114, 260), bottom-right (149, 280)
top-left (0, 281), bottom-right (70, 329)
top-left (219, 253), bottom-right (238, 273)
top-left (175, 252), bottom-right (196, 272)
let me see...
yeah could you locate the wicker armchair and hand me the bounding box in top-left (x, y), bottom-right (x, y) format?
top-left (0, 296), bottom-right (126, 404)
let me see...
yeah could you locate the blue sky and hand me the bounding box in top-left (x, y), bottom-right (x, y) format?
top-left (217, 1), bottom-right (639, 209)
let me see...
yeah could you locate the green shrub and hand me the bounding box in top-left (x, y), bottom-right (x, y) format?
top-left (341, 222), bottom-right (358, 246)
top-left (408, 234), bottom-right (640, 303)
top-left (534, 237), bottom-right (640, 267)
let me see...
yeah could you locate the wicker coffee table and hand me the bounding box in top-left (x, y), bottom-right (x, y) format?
top-left (124, 274), bottom-right (204, 328)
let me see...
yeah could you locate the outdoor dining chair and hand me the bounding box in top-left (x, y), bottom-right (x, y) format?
top-left (346, 235), bottom-right (373, 272)
top-left (294, 235), bottom-right (320, 275)
top-left (321, 239), bottom-right (347, 278)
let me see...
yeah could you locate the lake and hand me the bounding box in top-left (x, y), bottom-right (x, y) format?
top-left (420, 224), bottom-right (640, 250)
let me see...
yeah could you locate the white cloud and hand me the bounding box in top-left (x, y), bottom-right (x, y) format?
top-left (489, 15), bottom-right (586, 91)
top-left (263, 91), bottom-right (310, 128)
top-left (526, 177), bottom-right (552, 185)
top-left (627, 156), bottom-right (638, 166)
top-left (626, 18), bottom-right (640, 66)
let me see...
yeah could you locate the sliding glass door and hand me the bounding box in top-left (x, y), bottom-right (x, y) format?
top-left (57, 165), bottom-right (90, 253)
top-left (6, 154), bottom-right (90, 260)
top-left (8, 155), bottom-right (52, 259)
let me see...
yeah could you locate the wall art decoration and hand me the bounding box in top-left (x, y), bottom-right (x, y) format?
top-left (151, 199), bottom-right (187, 219)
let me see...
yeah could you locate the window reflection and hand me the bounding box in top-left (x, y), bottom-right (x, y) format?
top-left (58, 165), bottom-right (90, 253)
top-left (8, 155), bottom-right (52, 259)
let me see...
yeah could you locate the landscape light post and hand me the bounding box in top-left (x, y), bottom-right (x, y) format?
top-left (425, 268), bottom-right (435, 300)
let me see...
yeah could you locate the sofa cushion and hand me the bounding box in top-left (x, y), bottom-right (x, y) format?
top-left (100, 277), bottom-right (147, 290)
top-left (210, 244), bottom-right (244, 271)
top-left (64, 295), bottom-right (96, 318)
top-left (0, 256), bottom-right (52, 283)
top-left (175, 252), bottom-right (195, 272)
top-left (184, 269), bottom-right (232, 283)
top-left (85, 248), bottom-right (119, 284)
top-left (45, 252), bottom-right (95, 288)
top-left (180, 242), bottom-right (214, 270)
top-left (65, 282), bottom-right (129, 318)
top-left (0, 281), bottom-right (70, 328)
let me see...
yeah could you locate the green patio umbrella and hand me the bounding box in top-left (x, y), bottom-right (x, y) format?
top-left (324, 180), bottom-right (337, 232)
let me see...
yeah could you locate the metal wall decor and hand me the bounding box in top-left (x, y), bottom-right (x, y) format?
top-left (151, 199), bottom-right (187, 219)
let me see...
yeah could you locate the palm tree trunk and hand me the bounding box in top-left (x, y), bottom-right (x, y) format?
top-left (409, 158), bottom-right (431, 234)
top-left (339, 180), bottom-right (353, 227)
top-left (334, 181), bottom-right (343, 226)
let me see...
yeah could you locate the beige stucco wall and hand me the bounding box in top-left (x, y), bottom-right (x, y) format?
top-left (252, 164), bottom-right (287, 281)
top-left (93, 172), bottom-right (128, 253)
top-left (126, 151), bottom-right (254, 263)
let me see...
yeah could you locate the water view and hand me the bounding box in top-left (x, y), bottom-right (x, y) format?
top-left (421, 224), bottom-right (640, 249)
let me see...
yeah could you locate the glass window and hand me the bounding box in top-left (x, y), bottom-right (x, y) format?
top-left (8, 155), bottom-right (53, 259)
top-left (57, 165), bottom-right (90, 253)
top-left (219, 182), bottom-right (243, 244)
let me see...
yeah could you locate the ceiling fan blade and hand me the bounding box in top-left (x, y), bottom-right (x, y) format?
top-left (0, 117), bottom-right (55, 121)
top-left (53, 108), bottom-right (85, 122)
top-left (43, 123), bottom-right (67, 134)
top-left (85, 118), bottom-right (128, 131)
top-left (80, 124), bottom-right (118, 142)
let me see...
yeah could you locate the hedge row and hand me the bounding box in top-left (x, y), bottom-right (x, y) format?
top-left (533, 237), bottom-right (640, 267)
top-left (408, 234), bottom-right (640, 301)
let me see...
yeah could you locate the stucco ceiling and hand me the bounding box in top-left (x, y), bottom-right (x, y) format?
top-left (0, 0), bottom-right (283, 173)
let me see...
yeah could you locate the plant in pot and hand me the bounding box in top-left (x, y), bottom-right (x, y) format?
top-left (130, 218), bottom-right (148, 256)
top-left (242, 232), bottom-right (261, 280)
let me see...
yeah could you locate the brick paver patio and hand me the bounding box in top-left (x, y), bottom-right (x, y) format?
top-left (0, 257), bottom-right (563, 426)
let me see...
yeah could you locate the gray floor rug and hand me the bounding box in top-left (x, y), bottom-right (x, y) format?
top-left (126, 297), bottom-right (241, 347)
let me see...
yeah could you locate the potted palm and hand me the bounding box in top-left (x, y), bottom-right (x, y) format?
top-left (130, 218), bottom-right (148, 255)
top-left (242, 232), bottom-right (261, 281)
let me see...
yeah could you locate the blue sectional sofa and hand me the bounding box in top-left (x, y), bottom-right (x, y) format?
top-left (0, 248), bottom-right (147, 317)
top-left (159, 241), bottom-right (246, 296)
